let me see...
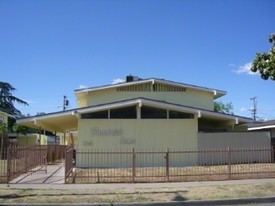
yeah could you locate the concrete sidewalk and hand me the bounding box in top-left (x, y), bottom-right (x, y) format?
top-left (1, 178), bottom-right (275, 205)
top-left (4, 178), bottom-right (275, 190)
top-left (9, 163), bottom-right (64, 184)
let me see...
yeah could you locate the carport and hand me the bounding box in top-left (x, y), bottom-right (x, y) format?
top-left (17, 109), bottom-right (79, 145)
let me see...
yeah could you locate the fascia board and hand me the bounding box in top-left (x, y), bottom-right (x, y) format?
top-left (74, 79), bottom-right (154, 94)
top-left (17, 98), bottom-right (252, 124)
top-left (248, 125), bottom-right (275, 130)
top-left (17, 110), bottom-right (75, 123)
top-left (74, 78), bottom-right (226, 98)
top-left (0, 111), bottom-right (14, 118)
top-left (198, 109), bottom-right (252, 122)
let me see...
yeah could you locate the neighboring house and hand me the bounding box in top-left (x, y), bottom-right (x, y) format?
top-left (18, 76), bottom-right (269, 166)
top-left (0, 111), bottom-right (13, 126)
top-left (8, 133), bottom-right (60, 145)
top-left (0, 111), bottom-right (13, 143)
top-left (248, 120), bottom-right (275, 147)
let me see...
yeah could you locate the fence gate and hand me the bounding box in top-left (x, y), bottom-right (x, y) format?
top-left (64, 145), bottom-right (74, 183)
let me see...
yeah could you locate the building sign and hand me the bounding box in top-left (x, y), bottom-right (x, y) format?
top-left (83, 140), bottom-right (93, 146)
top-left (120, 137), bottom-right (136, 145)
top-left (87, 127), bottom-right (136, 146)
top-left (91, 127), bottom-right (123, 136)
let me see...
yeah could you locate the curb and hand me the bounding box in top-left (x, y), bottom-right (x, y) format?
top-left (0, 196), bottom-right (275, 206)
top-left (116, 196), bottom-right (275, 205)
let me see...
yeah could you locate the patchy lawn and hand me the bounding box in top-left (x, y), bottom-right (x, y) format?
top-left (0, 182), bottom-right (275, 203)
top-left (0, 160), bottom-right (7, 183)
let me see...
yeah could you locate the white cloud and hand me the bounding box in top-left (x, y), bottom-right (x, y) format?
top-left (78, 84), bottom-right (87, 89)
top-left (233, 62), bottom-right (258, 75)
top-left (240, 107), bottom-right (247, 112)
top-left (112, 78), bottom-right (125, 84)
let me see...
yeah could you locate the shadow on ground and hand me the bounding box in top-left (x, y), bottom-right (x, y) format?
top-left (172, 192), bottom-right (187, 201)
top-left (0, 190), bottom-right (188, 201)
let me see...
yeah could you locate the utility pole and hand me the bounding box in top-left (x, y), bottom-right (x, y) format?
top-left (250, 97), bottom-right (257, 121)
top-left (63, 96), bottom-right (69, 111)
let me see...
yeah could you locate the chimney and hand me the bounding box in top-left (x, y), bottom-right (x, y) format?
top-left (126, 75), bottom-right (139, 82)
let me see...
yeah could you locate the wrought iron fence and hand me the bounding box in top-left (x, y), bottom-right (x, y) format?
top-left (7, 145), bottom-right (47, 182)
top-left (0, 144), bottom-right (67, 183)
top-left (67, 147), bottom-right (275, 183)
top-left (0, 148), bottom-right (7, 183)
top-left (47, 145), bottom-right (66, 163)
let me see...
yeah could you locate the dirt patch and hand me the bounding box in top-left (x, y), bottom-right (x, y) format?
top-left (72, 163), bottom-right (275, 183)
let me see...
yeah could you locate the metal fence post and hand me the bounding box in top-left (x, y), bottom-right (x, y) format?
top-left (65, 146), bottom-right (68, 184)
top-left (227, 146), bottom-right (231, 180)
top-left (166, 148), bottom-right (170, 182)
top-left (132, 148), bottom-right (136, 183)
top-left (7, 146), bottom-right (11, 183)
top-left (272, 146), bottom-right (275, 163)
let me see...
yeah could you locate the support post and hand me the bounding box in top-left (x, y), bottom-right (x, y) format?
top-left (136, 105), bottom-right (141, 119)
top-left (7, 146), bottom-right (11, 184)
top-left (132, 148), bottom-right (136, 183)
top-left (227, 146), bottom-right (231, 180)
top-left (38, 127), bottom-right (41, 145)
top-left (166, 148), bottom-right (170, 182)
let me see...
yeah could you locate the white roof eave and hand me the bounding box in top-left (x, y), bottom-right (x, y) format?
top-left (74, 79), bottom-right (226, 98)
top-left (248, 125), bottom-right (275, 131)
top-left (0, 111), bottom-right (14, 118)
top-left (17, 110), bottom-right (76, 124)
top-left (17, 98), bottom-right (251, 125)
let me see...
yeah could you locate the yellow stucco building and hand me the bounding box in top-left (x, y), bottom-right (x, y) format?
top-left (18, 76), bottom-right (263, 166)
top-left (0, 111), bottom-right (12, 126)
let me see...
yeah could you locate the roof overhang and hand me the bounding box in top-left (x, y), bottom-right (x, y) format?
top-left (0, 111), bottom-right (14, 118)
top-left (74, 78), bottom-right (226, 99)
top-left (248, 125), bottom-right (275, 131)
top-left (17, 98), bottom-right (252, 132)
top-left (17, 110), bottom-right (79, 133)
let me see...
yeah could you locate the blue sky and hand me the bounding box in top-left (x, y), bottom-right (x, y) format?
top-left (0, 0), bottom-right (274, 120)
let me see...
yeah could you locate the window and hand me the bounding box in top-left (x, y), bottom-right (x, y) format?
top-left (141, 106), bottom-right (167, 119)
top-left (81, 110), bottom-right (108, 119)
top-left (169, 110), bottom-right (194, 119)
top-left (110, 106), bottom-right (136, 119)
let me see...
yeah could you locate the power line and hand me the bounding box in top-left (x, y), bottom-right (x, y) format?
top-left (250, 97), bottom-right (257, 121)
top-left (63, 96), bottom-right (70, 111)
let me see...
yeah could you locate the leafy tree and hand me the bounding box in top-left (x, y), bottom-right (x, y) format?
top-left (12, 124), bottom-right (29, 137)
top-left (0, 81), bottom-right (28, 115)
top-left (251, 33), bottom-right (275, 80)
top-left (214, 101), bottom-right (234, 114)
